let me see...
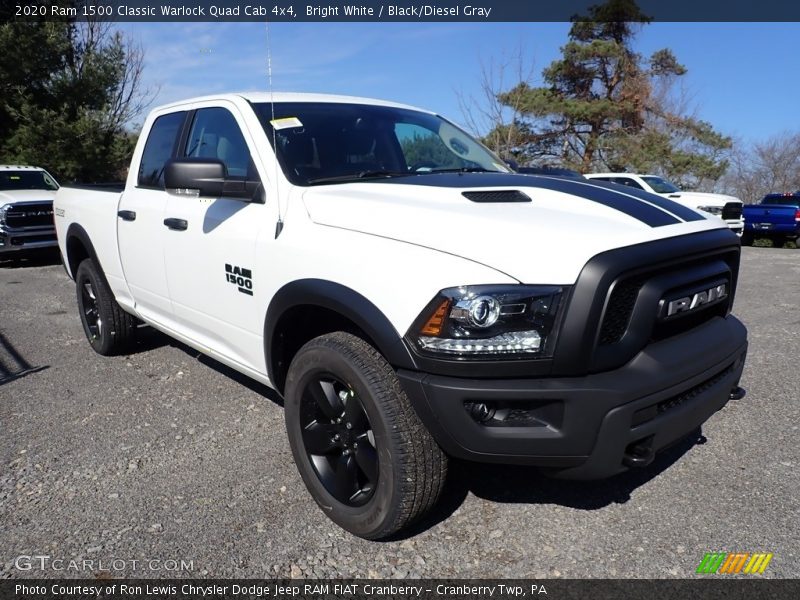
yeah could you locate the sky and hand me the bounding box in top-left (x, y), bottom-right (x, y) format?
top-left (118, 22), bottom-right (800, 144)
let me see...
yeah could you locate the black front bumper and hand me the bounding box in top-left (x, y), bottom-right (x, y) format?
top-left (398, 315), bottom-right (747, 480)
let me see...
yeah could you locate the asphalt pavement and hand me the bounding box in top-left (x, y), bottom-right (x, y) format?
top-left (1, 246), bottom-right (797, 578)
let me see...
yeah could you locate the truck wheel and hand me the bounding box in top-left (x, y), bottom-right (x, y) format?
top-left (284, 332), bottom-right (447, 539)
top-left (740, 233), bottom-right (753, 246)
top-left (773, 238), bottom-right (784, 248)
top-left (75, 258), bottom-right (136, 356)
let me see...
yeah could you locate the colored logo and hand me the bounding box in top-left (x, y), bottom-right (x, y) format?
top-left (697, 552), bottom-right (773, 574)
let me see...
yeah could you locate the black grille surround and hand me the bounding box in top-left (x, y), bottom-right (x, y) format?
top-left (552, 228), bottom-right (742, 377)
top-left (4, 202), bottom-right (54, 229)
top-left (722, 202), bottom-right (743, 220)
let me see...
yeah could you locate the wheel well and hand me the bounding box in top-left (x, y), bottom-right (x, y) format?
top-left (66, 235), bottom-right (90, 277)
top-left (270, 305), bottom-right (377, 394)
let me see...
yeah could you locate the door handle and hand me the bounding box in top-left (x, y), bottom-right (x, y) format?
top-left (163, 218), bottom-right (188, 231)
top-left (117, 210), bottom-right (136, 221)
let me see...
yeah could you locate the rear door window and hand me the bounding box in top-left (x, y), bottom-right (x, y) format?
top-left (138, 112), bottom-right (186, 188)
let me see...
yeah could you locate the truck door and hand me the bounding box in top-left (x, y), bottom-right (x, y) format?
top-left (162, 105), bottom-right (268, 371)
top-left (117, 111), bottom-right (187, 320)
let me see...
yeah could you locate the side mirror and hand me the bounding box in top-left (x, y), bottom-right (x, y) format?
top-left (164, 158), bottom-right (259, 201)
top-left (504, 157), bottom-right (519, 172)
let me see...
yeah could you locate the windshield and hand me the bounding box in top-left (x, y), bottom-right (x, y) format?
top-left (641, 176), bottom-right (679, 194)
top-left (254, 102), bottom-right (509, 186)
top-left (0, 170), bottom-right (59, 191)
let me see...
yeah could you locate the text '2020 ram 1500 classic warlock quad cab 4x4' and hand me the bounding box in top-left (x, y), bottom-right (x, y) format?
top-left (54, 93), bottom-right (748, 539)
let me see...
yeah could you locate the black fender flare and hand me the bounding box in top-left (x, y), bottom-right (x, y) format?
top-left (264, 279), bottom-right (418, 384)
top-left (64, 223), bottom-right (110, 288)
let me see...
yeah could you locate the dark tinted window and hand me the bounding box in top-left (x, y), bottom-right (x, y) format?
top-left (253, 102), bottom-right (508, 186)
top-left (612, 177), bottom-right (645, 190)
top-left (138, 112), bottom-right (185, 188)
top-left (0, 170), bottom-right (58, 191)
top-left (184, 107), bottom-right (253, 179)
top-left (762, 194), bottom-right (800, 206)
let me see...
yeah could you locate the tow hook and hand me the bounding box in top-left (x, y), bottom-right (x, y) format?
top-left (623, 438), bottom-right (655, 468)
top-left (729, 386), bottom-right (746, 400)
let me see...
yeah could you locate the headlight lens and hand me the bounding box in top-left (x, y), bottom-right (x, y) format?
top-left (697, 205), bottom-right (723, 216)
top-left (0, 205), bottom-right (8, 225)
top-left (408, 285), bottom-right (565, 359)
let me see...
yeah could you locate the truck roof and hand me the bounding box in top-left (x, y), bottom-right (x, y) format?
top-left (153, 92), bottom-right (431, 114)
top-left (0, 165), bottom-right (46, 171)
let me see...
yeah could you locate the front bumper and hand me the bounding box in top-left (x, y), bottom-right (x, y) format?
top-left (398, 315), bottom-right (747, 480)
top-left (0, 227), bottom-right (57, 253)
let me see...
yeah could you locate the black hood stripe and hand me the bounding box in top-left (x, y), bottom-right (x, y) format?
top-left (586, 180), bottom-right (706, 222)
top-left (376, 173), bottom-right (684, 227)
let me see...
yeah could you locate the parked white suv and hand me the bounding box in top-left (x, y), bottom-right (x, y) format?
top-left (584, 173), bottom-right (744, 235)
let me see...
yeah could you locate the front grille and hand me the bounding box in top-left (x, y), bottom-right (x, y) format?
top-left (5, 203), bottom-right (54, 228)
top-left (598, 276), bottom-right (647, 345)
top-left (597, 252), bottom-right (737, 351)
top-left (722, 202), bottom-right (742, 220)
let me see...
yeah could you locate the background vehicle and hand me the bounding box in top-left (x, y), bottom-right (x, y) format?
top-left (584, 172), bottom-right (744, 235)
top-left (54, 93), bottom-right (748, 539)
top-left (0, 165), bottom-right (59, 255)
top-left (516, 166), bottom-right (585, 178)
top-left (742, 192), bottom-right (800, 247)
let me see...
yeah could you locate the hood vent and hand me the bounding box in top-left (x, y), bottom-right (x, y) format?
top-left (462, 190), bottom-right (531, 203)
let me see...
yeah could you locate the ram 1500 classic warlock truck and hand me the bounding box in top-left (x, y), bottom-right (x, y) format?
top-left (584, 172), bottom-right (745, 235)
top-left (742, 192), bottom-right (800, 247)
top-left (55, 93), bottom-right (748, 539)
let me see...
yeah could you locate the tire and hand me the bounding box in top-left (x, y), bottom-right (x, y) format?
top-left (75, 258), bottom-right (136, 355)
top-left (772, 238), bottom-right (784, 248)
top-left (284, 332), bottom-right (447, 539)
top-left (740, 232), bottom-right (753, 246)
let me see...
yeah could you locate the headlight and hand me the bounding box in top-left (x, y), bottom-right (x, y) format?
top-left (408, 285), bottom-right (565, 359)
top-left (697, 205), bottom-right (723, 216)
top-left (0, 205), bottom-right (8, 225)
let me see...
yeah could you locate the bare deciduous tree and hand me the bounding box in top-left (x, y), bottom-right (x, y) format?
top-left (456, 46), bottom-right (536, 162)
top-left (721, 132), bottom-right (800, 203)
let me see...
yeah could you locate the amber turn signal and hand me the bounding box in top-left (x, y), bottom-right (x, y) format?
top-left (420, 299), bottom-right (450, 336)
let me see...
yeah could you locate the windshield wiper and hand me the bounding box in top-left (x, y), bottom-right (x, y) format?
top-left (424, 167), bottom-right (498, 174)
top-left (307, 170), bottom-right (411, 184)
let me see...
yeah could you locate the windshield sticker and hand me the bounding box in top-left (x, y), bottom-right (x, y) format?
top-left (270, 117), bottom-right (303, 130)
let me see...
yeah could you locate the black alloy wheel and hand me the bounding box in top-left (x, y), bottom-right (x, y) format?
top-left (74, 258), bottom-right (136, 355)
top-left (284, 332), bottom-right (448, 539)
top-left (80, 279), bottom-right (103, 341)
top-left (299, 374), bottom-right (379, 506)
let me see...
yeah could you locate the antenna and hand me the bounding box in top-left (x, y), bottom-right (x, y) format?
top-left (266, 19), bottom-right (284, 238)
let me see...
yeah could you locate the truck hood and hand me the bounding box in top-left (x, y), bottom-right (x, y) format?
top-left (0, 189), bottom-right (57, 207)
top-left (301, 173), bottom-right (723, 284)
top-left (660, 191), bottom-right (742, 207)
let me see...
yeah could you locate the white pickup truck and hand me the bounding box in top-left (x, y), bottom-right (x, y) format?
top-left (55, 93), bottom-right (748, 539)
top-left (584, 172), bottom-right (745, 235)
top-left (0, 165), bottom-right (59, 255)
